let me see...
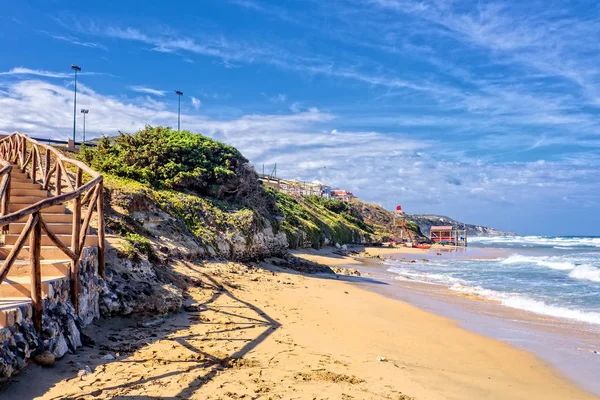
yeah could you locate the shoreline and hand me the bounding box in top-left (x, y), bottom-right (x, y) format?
top-left (296, 245), bottom-right (600, 397)
top-left (1, 250), bottom-right (597, 399)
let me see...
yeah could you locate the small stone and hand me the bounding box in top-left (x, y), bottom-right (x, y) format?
top-left (376, 356), bottom-right (387, 362)
top-left (77, 365), bottom-right (92, 377)
top-left (102, 354), bottom-right (115, 361)
top-left (33, 351), bottom-right (55, 367)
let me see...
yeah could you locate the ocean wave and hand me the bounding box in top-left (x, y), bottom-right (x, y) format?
top-left (450, 285), bottom-right (600, 325)
top-left (388, 267), bottom-right (465, 286)
top-left (469, 235), bottom-right (600, 248)
top-left (569, 265), bottom-right (600, 283)
top-left (500, 254), bottom-right (576, 270)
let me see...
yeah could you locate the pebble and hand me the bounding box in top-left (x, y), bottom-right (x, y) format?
top-left (77, 365), bottom-right (93, 377)
top-left (102, 354), bottom-right (116, 361)
top-left (33, 351), bottom-right (56, 367)
top-left (376, 356), bottom-right (387, 362)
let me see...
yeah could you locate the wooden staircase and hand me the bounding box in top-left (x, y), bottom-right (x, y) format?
top-left (0, 166), bottom-right (97, 327)
top-left (0, 132), bottom-right (105, 331)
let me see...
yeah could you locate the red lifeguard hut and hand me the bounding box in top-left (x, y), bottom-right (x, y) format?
top-left (430, 226), bottom-right (467, 246)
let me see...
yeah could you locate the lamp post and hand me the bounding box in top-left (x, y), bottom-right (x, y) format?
top-left (80, 109), bottom-right (89, 144)
top-left (71, 65), bottom-right (81, 142)
top-left (175, 90), bottom-right (183, 131)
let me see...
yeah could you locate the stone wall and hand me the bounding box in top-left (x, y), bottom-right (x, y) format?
top-left (0, 248), bottom-right (101, 384)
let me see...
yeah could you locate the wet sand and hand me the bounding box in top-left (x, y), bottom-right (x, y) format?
top-left (1, 253), bottom-right (597, 399)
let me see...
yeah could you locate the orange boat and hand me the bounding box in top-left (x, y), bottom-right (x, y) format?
top-left (414, 243), bottom-right (432, 249)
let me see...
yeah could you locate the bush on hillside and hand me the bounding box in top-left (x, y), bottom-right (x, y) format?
top-left (79, 126), bottom-right (244, 193)
top-left (79, 127), bottom-right (278, 216)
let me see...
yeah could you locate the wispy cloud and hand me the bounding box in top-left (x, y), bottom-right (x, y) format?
top-left (191, 96), bottom-right (202, 110)
top-left (262, 93), bottom-right (287, 103)
top-left (1, 78), bottom-right (598, 233)
top-left (42, 31), bottom-right (108, 50)
top-left (128, 86), bottom-right (166, 96)
top-left (0, 67), bottom-right (71, 79)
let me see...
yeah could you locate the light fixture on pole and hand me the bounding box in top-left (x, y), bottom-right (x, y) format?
top-left (71, 65), bottom-right (82, 142)
top-left (175, 90), bottom-right (183, 131)
top-left (80, 109), bottom-right (89, 144)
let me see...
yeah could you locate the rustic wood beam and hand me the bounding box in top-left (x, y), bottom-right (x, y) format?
top-left (29, 213), bottom-right (42, 332)
top-left (0, 213), bottom-right (37, 284)
top-left (39, 218), bottom-right (78, 261)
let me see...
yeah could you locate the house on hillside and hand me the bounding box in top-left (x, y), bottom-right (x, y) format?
top-left (331, 190), bottom-right (354, 203)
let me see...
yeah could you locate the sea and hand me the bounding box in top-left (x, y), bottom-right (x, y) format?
top-left (350, 236), bottom-right (600, 396)
top-left (387, 236), bottom-right (600, 326)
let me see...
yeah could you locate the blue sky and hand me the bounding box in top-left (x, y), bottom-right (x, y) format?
top-left (1, 0), bottom-right (600, 235)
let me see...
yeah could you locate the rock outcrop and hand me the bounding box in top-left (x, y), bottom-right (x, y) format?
top-left (407, 214), bottom-right (515, 237)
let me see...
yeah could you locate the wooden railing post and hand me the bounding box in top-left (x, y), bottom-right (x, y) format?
top-left (31, 147), bottom-right (38, 183)
top-left (1, 173), bottom-right (10, 233)
top-left (20, 139), bottom-right (25, 170)
top-left (71, 168), bottom-right (82, 312)
top-left (55, 164), bottom-right (62, 196)
top-left (97, 180), bottom-right (106, 279)
top-left (44, 149), bottom-right (50, 187)
top-left (30, 212), bottom-right (42, 333)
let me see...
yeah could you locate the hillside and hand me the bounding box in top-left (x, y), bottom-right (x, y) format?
top-left (79, 127), bottom-right (415, 257)
top-left (407, 214), bottom-right (515, 237)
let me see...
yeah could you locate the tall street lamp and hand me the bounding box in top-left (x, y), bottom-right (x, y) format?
top-left (71, 65), bottom-right (81, 142)
top-left (175, 90), bottom-right (183, 131)
top-left (81, 109), bottom-right (89, 144)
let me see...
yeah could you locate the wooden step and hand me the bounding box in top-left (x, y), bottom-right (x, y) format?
top-left (10, 182), bottom-right (42, 190)
top-left (0, 276), bottom-right (65, 298)
top-left (16, 213), bottom-right (72, 223)
top-left (6, 260), bottom-right (70, 278)
top-left (10, 188), bottom-right (50, 197)
top-left (10, 177), bottom-right (36, 183)
top-left (0, 246), bottom-right (73, 260)
top-left (4, 234), bottom-right (98, 246)
top-left (10, 195), bottom-right (50, 203)
top-left (9, 204), bottom-right (64, 213)
top-left (9, 222), bottom-right (74, 234)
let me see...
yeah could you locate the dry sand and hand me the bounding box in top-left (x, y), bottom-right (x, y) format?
top-left (2, 250), bottom-right (596, 400)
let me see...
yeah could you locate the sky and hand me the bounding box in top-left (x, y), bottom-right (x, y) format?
top-left (1, 0), bottom-right (600, 235)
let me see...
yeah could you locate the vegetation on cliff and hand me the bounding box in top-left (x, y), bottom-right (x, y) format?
top-left (80, 127), bottom-right (421, 256)
top-left (269, 189), bottom-right (374, 248)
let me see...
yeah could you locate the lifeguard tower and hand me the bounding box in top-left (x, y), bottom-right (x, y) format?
top-left (430, 226), bottom-right (467, 247)
top-left (393, 205), bottom-right (413, 244)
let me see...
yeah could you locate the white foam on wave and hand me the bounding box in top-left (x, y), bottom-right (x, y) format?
top-left (500, 254), bottom-right (575, 270)
top-left (470, 235), bottom-right (600, 248)
top-left (450, 285), bottom-right (600, 325)
top-left (388, 267), bottom-right (465, 286)
top-left (569, 265), bottom-right (600, 283)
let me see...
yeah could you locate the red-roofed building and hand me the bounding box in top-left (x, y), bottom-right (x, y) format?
top-left (330, 190), bottom-right (354, 203)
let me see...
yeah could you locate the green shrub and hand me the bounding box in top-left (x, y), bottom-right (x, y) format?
top-left (78, 126), bottom-right (244, 194)
top-left (123, 232), bottom-right (157, 261)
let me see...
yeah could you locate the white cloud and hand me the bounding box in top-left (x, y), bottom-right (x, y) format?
top-left (128, 86), bottom-right (166, 96)
top-left (1, 77), bottom-right (597, 225)
top-left (44, 32), bottom-right (108, 50)
top-left (0, 67), bottom-right (70, 79)
top-left (262, 93), bottom-right (287, 103)
top-left (191, 96), bottom-right (202, 110)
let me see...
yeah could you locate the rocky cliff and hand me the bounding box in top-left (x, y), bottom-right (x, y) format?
top-left (407, 214), bottom-right (515, 237)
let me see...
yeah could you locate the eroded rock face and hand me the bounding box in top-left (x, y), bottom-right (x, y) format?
top-left (99, 257), bottom-right (183, 317)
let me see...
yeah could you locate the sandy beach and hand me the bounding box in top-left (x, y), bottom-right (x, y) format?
top-left (1, 248), bottom-right (596, 400)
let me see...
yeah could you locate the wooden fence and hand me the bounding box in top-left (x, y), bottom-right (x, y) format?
top-left (0, 132), bottom-right (105, 331)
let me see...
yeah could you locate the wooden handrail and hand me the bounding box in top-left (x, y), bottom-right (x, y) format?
top-left (0, 132), bottom-right (106, 330)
